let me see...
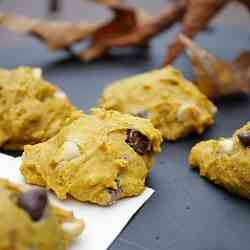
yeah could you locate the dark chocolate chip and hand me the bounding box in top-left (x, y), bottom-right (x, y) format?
top-left (17, 189), bottom-right (48, 221)
top-left (135, 111), bottom-right (148, 118)
top-left (238, 132), bottom-right (250, 147)
top-left (107, 178), bottom-right (123, 205)
top-left (126, 129), bottom-right (151, 155)
top-left (107, 187), bottom-right (122, 205)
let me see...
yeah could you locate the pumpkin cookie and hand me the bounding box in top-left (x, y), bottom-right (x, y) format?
top-left (21, 109), bottom-right (162, 206)
top-left (189, 122), bottom-right (250, 199)
top-left (0, 178), bottom-right (84, 250)
top-left (0, 67), bottom-right (76, 150)
top-left (100, 66), bottom-right (217, 140)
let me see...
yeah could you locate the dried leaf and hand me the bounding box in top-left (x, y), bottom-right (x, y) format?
top-left (234, 52), bottom-right (250, 72)
top-left (79, 1), bottom-right (140, 61)
top-left (108, 1), bottom-right (186, 47)
top-left (164, 0), bottom-right (250, 65)
top-left (0, 13), bottom-right (98, 50)
top-left (180, 34), bottom-right (250, 99)
top-left (80, 0), bottom-right (187, 61)
top-left (233, 52), bottom-right (250, 85)
top-left (164, 0), bottom-right (228, 64)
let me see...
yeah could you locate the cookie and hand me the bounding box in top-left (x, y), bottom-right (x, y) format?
top-left (189, 122), bottom-right (250, 199)
top-left (0, 178), bottom-right (84, 250)
top-left (21, 109), bottom-right (162, 206)
top-left (0, 67), bottom-right (76, 150)
top-left (100, 66), bottom-right (217, 140)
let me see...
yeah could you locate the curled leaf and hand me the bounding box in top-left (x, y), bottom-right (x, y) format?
top-left (80, 0), bottom-right (187, 61)
top-left (180, 34), bottom-right (250, 99)
top-left (79, 1), bottom-right (141, 61)
top-left (164, 0), bottom-right (228, 65)
top-left (0, 13), bottom-right (98, 50)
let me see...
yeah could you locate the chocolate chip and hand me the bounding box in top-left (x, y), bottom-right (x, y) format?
top-left (238, 132), bottom-right (250, 147)
top-left (135, 111), bottom-right (148, 118)
top-left (17, 189), bottom-right (48, 221)
top-left (107, 187), bottom-right (122, 205)
top-left (126, 129), bottom-right (151, 155)
top-left (106, 178), bottom-right (123, 205)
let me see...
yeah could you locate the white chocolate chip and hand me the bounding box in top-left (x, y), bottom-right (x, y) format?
top-left (219, 138), bottom-right (234, 153)
top-left (210, 105), bottom-right (218, 115)
top-left (32, 68), bottom-right (42, 80)
top-left (62, 141), bottom-right (81, 161)
top-left (21, 152), bottom-right (26, 162)
top-left (62, 219), bottom-right (85, 237)
top-left (176, 102), bottom-right (200, 121)
top-left (54, 91), bottom-right (67, 99)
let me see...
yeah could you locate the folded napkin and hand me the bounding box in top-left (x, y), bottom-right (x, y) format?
top-left (0, 153), bottom-right (154, 250)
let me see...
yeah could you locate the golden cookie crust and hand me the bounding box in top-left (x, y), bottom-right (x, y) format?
top-left (0, 179), bottom-right (84, 250)
top-left (0, 67), bottom-right (76, 150)
top-left (100, 66), bottom-right (217, 140)
top-left (21, 109), bottom-right (162, 206)
top-left (189, 122), bottom-right (250, 199)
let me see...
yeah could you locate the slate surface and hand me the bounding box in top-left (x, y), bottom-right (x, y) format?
top-left (0, 25), bottom-right (250, 250)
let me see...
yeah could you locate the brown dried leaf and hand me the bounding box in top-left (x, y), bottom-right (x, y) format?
top-left (79, 2), bottom-right (149, 61)
top-left (108, 1), bottom-right (186, 47)
top-left (87, 0), bottom-right (249, 64)
top-left (0, 13), bottom-right (98, 50)
top-left (164, 0), bottom-right (228, 64)
top-left (80, 0), bottom-right (186, 61)
top-left (164, 0), bottom-right (250, 65)
top-left (234, 52), bottom-right (250, 72)
top-left (180, 34), bottom-right (250, 99)
top-left (233, 51), bottom-right (250, 85)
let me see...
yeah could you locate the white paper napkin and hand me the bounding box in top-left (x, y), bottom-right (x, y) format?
top-left (0, 153), bottom-right (154, 250)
